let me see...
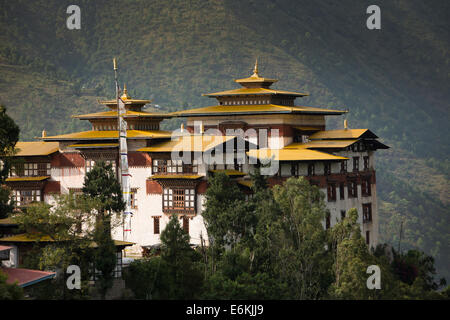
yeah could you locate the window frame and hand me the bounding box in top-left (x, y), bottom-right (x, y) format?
top-left (362, 203), bottom-right (372, 223)
top-left (353, 157), bottom-right (359, 172)
top-left (162, 188), bottom-right (196, 213)
top-left (348, 180), bottom-right (358, 198)
top-left (327, 183), bottom-right (336, 202)
top-left (153, 216), bottom-right (161, 234)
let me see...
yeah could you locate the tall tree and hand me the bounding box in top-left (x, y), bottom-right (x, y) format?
top-left (82, 161), bottom-right (125, 221)
top-left (328, 208), bottom-right (376, 299)
top-left (270, 177), bottom-right (331, 299)
top-left (124, 214), bottom-right (203, 299)
top-left (159, 214), bottom-right (203, 299)
top-left (0, 105), bottom-right (20, 219)
top-left (12, 194), bottom-right (99, 299)
top-left (203, 172), bottom-right (255, 250)
top-left (82, 161), bottom-right (125, 299)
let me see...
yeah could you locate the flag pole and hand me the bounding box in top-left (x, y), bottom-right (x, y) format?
top-left (113, 58), bottom-right (132, 243)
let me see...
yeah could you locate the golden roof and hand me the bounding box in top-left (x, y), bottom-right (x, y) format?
top-left (247, 148), bottom-right (348, 162)
top-left (0, 233), bottom-right (57, 242)
top-left (293, 126), bottom-right (322, 131)
top-left (237, 180), bottom-right (253, 188)
top-left (209, 169), bottom-right (246, 176)
top-left (90, 240), bottom-right (134, 248)
top-left (98, 84), bottom-right (151, 106)
top-left (138, 135), bottom-right (236, 153)
top-left (203, 87), bottom-right (308, 97)
top-left (170, 104), bottom-right (346, 117)
top-left (234, 60), bottom-right (279, 86)
top-left (0, 233), bottom-right (133, 247)
top-left (150, 174), bottom-right (203, 180)
top-left (309, 129), bottom-right (376, 140)
top-left (73, 110), bottom-right (168, 119)
top-left (67, 143), bottom-right (119, 149)
top-left (0, 218), bottom-right (17, 226)
top-left (43, 130), bottom-right (172, 141)
top-left (284, 140), bottom-right (358, 149)
top-left (14, 142), bottom-right (59, 156)
top-left (121, 84), bottom-right (131, 100)
top-left (5, 176), bottom-right (50, 182)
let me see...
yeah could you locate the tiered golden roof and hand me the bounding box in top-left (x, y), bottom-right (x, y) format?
top-left (309, 129), bottom-right (376, 140)
top-left (209, 169), bottom-right (246, 176)
top-left (234, 59), bottom-right (278, 87)
top-left (203, 87), bottom-right (308, 97)
top-left (138, 135), bottom-right (236, 153)
top-left (247, 148), bottom-right (348, 162)
top-left (149, 174), bottom-right (203, 180)
top-left (15, 142), bottom-right (59, 156)
top-left (170, 104), bottom-right (346, 117)
top-left (5, 176), bottom-right (50, 182)
top-left (284, 140), bottom-right (359, 150)
top-left (43, 130), bottom-right (172, 141)
top-left (73, 110), bottom-right (168, 120)
top-left (204, 60), bottom-right (307, 97)
top-left (98, 85), bottom-right (152, 108)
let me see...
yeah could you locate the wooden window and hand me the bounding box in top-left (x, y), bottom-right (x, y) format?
top-left (25, 163), bottom-right (35, 176)
top-left (192, 159), bottom-right (198, 173)
top-left (327, 183), bottom-right (336, 202)
top-left (340, 160), bottom-right (347, 173)
top-left (257, 128), bottom-right (269, 148)
top-left (86, 160), bottom-right (96, 173)
top-left (13, 189), bottom-right (41, 206)
top-left (182, 216), bottom-right (189, 234)
top-left (10, 163), bottom-right (24, 177)
top-left (307, 163), bottom-right (315, 176)
top-left (114, 251), bottom-right (123, 278)
top-left (353, 157), bottom-right (359, 172)
top-left (291, 162), bottom-right (299, 176)
top-left (339, 183), bottom-right (345, 200)
top-left (153, 159), bottom-right (196, 174)
top-left (105, 160), bottom-right (116, 174)
top-left (163, 188), bottom-right (195, 213)
top-left (348, 180), bottom-right (358, 198)
top-left (361, 178), bottom-right (372, 196)
top-left (363, 203), bottom-right (372, 223)
top-left (363, 156), bottom-right (369, 171)
top-left (153, 216), bottom-right (160, 234)
top-left (324, 163), bottom-right (331, 175)
top-left (130, 190), bottom-right (138, 209)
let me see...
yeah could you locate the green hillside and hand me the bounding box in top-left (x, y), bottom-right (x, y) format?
top-left (0, 0), bottom-right (448, 280)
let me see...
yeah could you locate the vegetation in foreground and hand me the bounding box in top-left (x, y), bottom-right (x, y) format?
top-left (123, 172), bottom-right (448, 300)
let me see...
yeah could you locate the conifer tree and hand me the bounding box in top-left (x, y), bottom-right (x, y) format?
top-left (0, 105), bottom-right (20, 219)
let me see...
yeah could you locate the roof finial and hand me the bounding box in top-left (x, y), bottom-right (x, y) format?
top-left (121, 83), bottom-right (131, 100)
top-left (252, 58), bottom-right (259, 77)
top-left (344, 119), bottom-right (348, 130)
top-left (42, 129), bottom-right (46, 138)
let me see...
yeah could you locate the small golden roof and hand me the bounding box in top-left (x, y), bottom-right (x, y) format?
top-left (252, 59), bottom-right (259, 77)
top-left (14, 141), bottom-right (59, 156)
top-left (235, 60), bottom-right (278, 87)
top-left (121, 84), bottom-right (131, 100)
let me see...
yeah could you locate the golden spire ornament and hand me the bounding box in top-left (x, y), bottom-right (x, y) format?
top-left (252, 58), bottom-right (259, 77)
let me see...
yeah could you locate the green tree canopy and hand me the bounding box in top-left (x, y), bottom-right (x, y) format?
top-left (0, 105), bottom-right (20, 218)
